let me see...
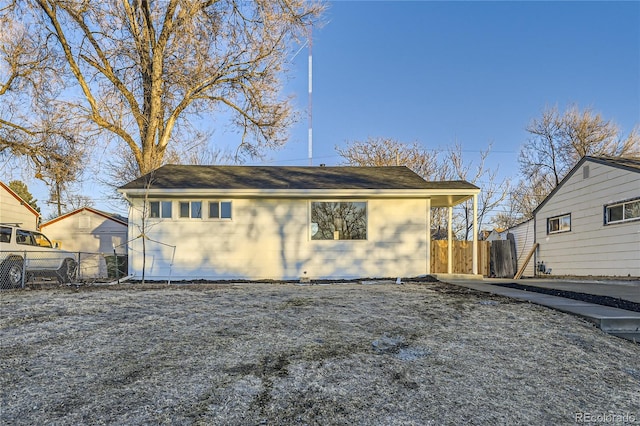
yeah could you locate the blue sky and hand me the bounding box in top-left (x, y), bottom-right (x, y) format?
top-left (253, 0), bottom-right (640, 176)
top-left (21, 1), bottom-right (640, 218)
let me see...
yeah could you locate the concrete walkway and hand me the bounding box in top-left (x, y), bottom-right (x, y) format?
top-left (443, 277), bottom-right (640, 343)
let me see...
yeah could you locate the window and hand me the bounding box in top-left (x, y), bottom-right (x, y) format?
top-left (547, 214), bottom-right (571, 234)
top-left (605, 198), bottom-right (640, 225)
top-left (32, 232), bottom-right (53, 248)
top-left (179, 201), bottom-right (202, 219)
top-left (16, 229), bottom-right (35, 245)
top-left (149, 201), bottom-right (172, 218)
top-left (209, 201), bottom-right (232, 219)
top-left (0, 226), bottom-right (11, 243)
top-left (310, 202), bottom-right (367, 240)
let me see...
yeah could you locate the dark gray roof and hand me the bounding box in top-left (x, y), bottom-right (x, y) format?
top-left (119, 165), bottom-right (479, 191)
top-left (586, 156), bottom-right (640, 173)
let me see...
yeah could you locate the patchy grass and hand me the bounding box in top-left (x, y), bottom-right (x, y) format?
top-left (1, 282), bottom-right (639, 425)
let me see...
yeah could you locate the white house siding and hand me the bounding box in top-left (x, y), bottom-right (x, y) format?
top-left (41, 211), bottom-right (127, 254)
top-left (535, 161), bottom-right (640, 277)
top-left (509, 219), bottom-right (535, 278)
top-left (0, 184), bottom-right (39, 230)
top-left (127, 198), bottom-right (429, 280)
top-left (41, 210), bottom-right (127, 278)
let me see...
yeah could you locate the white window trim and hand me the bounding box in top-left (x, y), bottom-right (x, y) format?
top-left (547, 213), bottom-right (571, 234)
top-left (178, 200), bottom-right (203, 220)
top-left (604, 197), bottom-right (640, 225)
top-left (148, 200), bottom-right (173, 219)
top-left (208, 200), bottom-right (233, 220)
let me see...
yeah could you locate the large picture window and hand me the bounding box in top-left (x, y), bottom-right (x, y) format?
top-left (311, 202), bottom-right (367, 240)
top-left (149, 201), bottom-right (172, 218)
top-left (547, 213), bottom-right (571, 234)
top-left (605, 198), bottom-right (640, 225)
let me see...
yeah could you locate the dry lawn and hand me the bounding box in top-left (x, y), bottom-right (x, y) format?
top-left (1, 281), bottom-right (639, 425)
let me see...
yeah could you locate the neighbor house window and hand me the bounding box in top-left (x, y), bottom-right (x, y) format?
top-left (149, 201), bottom-right (172, 218)
top-left (605, 198), bottom-right (640, 225)
top-left (310, 201), bottom-right (367, 240)
top-left (179, 201), bottom-right (202, 219)
top-left (547, 213), bottom-right (571, 234)
top-left (209, 201), bottom-right (232, 219)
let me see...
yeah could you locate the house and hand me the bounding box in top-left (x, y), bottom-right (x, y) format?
top-left (532, 156), bottom-right (640, 277)
top-left (40, 207), bottom-right (128, 278)
top-left (40, 207), bottom-right (128, 253)
top-left (118, 165), bottom-right (481, 281)
top-left (484, 228), bottom-right (507, 241)
top-left (0, 181), bottom-right (40, 230)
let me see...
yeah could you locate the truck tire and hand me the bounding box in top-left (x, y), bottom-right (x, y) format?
top-left (1, 258), bottom-right (24, 289)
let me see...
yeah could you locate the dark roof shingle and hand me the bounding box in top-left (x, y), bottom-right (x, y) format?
top-left (119, 165), bottom-right (478, 191)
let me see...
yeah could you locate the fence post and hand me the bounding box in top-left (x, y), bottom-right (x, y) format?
top-left (77, 252), bottom-right (81, 281)
top-left (22, 250), bottom-right (27, 289)
top-left (114, 247), bottom-right (120, 284)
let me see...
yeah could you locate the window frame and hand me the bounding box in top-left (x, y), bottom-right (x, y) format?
top-left (148, 200), bottom-right (172, 219)
top-left (604, 197), bottom-right (640, 225)
top-left (547, 213), bottom-right (571, 234)
top-left (179, 200), bottom-right (203, 219)
top-left (309, 200), bottom-right (368, 241)
top-left (208, 201), bottom-right (233, 220)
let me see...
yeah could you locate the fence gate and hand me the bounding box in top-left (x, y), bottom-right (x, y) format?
top-left (490, 235), bottom-right (517, 278)
top-left (430, 240), bottom-right (490, 276)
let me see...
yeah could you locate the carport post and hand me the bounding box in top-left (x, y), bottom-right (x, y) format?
top-left (472, 194), bottom-right (478, 275)
top-left (447, 206), bottom-right (453, 274)
top-left (426, 198), bottom-right (431, 275)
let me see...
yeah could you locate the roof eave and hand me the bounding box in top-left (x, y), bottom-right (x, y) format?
top-left (117, 187), bottom-right (481, 207)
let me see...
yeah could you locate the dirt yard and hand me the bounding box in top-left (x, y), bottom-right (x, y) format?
top-left (1, 281), bottom-right (639, 425)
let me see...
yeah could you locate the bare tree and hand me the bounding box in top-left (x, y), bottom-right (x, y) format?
top-left (336, 137), bottom-right (446, 180)
top-left (336, 137), bottom-right (452, 234)
top-left (4, 0), bottom-right (323, 182)
top-left (516, 105), bottom-right (640, 219)
top-left (445, 143), bottom-right (510, 239)
top-left (1, 3), bottom-right (88, 210)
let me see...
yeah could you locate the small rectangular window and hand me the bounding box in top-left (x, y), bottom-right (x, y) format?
top-left (605, 198), bottom-right (640, 224)
top-left (179, 201), bottom-right (203, 219)
top-left (179, 202), bottom-right (189, 218)
top-left (209, 201), bottom-right (232, 219)
top-left (149, 201), bottom-right (172, 218)
top-left (547, 214), bottom-right (571, 234)
top-left (191, 201), bottom-right (202, 218)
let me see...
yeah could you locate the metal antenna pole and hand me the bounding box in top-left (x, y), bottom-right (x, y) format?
top-left (308, 27), bottom-right (313, 166)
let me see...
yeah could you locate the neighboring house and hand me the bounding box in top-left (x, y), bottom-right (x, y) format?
top-left (484, 228), bottom-right (507, 241)
top-left (40, 207), bottom-right (128, 254)
top-left (533, 156), bottom-right (640, 277)
top-left (40, 207), bottom-right (128, 278)
top-left (0, 181), bottom-right (40, 230)
top-left (118, 165), bottom-right (481, 281)
top-left (508, 219), bottom-right (535, 278)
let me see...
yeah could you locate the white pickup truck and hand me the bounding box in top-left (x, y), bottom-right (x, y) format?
top-left (0, 224), bottom-right (77, 288)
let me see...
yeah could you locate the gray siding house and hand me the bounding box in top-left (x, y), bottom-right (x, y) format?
top-left (533, 156), bottom-right (640, 277)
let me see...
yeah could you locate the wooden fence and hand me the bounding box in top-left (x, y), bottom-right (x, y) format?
top-left (430, 240), bottom-right (491, 276)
